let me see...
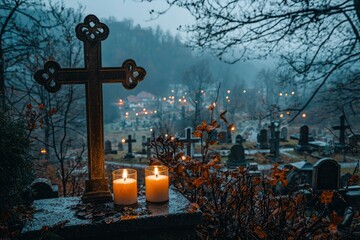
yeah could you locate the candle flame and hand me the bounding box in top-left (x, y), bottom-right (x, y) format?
top-left (123, 169), bottom-right (128, 181)
top-left (154, 166), bottom-right (159, 178)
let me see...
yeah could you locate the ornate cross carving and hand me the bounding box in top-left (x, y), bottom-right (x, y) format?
top-left (34, 15), bottom-right (146, 202)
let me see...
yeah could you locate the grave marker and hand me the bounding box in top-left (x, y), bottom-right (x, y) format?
top-left (125, 134), bottom-right (136, 158)
top-left (280, 126), bottom-right (288, 141)
top-left (295, 125), bottom-right (312, 153)
top-left (178, 127), bottom-right (200, 157)
top-left (227, 144), bottom-right (247, 167)
top-left (105, 140), bottom-right (117, 154)
top-left (257, 129), bottom-right (269, 149)
top-left (141, 135), bottom-right (146, 154)
top-left (34, 15), bottom-right (146, 202)
top-left (312, 158), bottom-right (340, 191)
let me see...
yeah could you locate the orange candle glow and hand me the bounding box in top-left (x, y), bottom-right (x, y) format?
top-left (145, 166), bottom-right (169, 203)
top-left (112, 169), bottom-right (137, 205)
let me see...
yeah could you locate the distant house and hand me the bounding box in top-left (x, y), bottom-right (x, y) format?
top-left (137, 91), bottom-right (155, 102)
top-left (127, 95), bottom-right (141, 108)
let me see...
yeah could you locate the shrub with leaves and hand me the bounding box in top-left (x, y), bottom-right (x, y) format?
top-left (149, 111), bottom-right (358, 239)
top-left (0, 111), bottom-right (34, 238)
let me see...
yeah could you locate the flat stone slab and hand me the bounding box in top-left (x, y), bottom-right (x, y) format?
top-left (23, 188), bottom-right (201, 240)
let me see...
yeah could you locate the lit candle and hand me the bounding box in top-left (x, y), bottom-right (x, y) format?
top-left (145, 165), bottom-right (169, 203)
top-left (112, 168), bottom-right (137, 205)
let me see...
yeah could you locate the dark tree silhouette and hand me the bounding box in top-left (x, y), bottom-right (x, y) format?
top-left (143, 0), bottom-right (360, 121)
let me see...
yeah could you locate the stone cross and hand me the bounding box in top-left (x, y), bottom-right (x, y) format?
top-left (34, 15), bottom-right (146, 202)
top-left (125, 134), bottom-right (136, 155)
top-left (178, 127), bottom-right (200, 157)
top-left (332, 115), bottom-right (349, 145)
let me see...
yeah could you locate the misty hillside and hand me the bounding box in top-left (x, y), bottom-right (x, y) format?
top-left (99, 18), bottom-right (261, 115)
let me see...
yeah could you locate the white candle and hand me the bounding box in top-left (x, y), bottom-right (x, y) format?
top-left (145, 166), bottom-right (169, 203)
top-left (113, 169), bottom-right (137, 205)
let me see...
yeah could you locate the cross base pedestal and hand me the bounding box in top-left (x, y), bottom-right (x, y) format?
top-left (82, 178), bottom-right (112, 203)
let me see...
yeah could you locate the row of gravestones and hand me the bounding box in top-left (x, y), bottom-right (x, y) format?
top-left (105, 135), bottom-right (150, 156)
top-left (286, 158), bottom-right (350, 191)
top-left (257, 126), bottom-right (289, 149)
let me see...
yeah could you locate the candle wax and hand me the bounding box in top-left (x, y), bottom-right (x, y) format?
top-left (113, 178), bottom-right (137, 205)
top-left (145, 175), bottom-right (169, 203)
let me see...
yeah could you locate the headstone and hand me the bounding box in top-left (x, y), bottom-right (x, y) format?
top-left (117, 141), bottom-right (124, 151)
top-left (257, 129), bottom-right (269, 149)
top-left (288, 160), bottom-right (314, 189)
top-left (105, 140), bottom-right (117, 155)
top-left (280, 127), bottom-right (288, 141)
top-left (312, 158), bottom-right (340, 191)
top-left (141, 135), bottom-right (146, 154)
top-left (295, 125), bottom-right (312, 153)
top-left (30, 178), bottom-right (58, 200)
top-left (125, 134), bottom-right (136, 158)
top-left (177, 127), bottom-right (200, 157)
top-left (235, 135), bottom-right (245, 144)
top-left (269, 122), bottom-right (281, 162)
top-left (34, 15), bottom-right (146, 202)
top-left (227, 144), bottom-right (247, 167)
top-left (299, 125), bottom-right (309, 146)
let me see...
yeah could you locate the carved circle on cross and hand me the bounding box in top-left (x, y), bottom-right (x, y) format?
top-left (75, 14), bottom-right (109, 43)
top-left (121, 59), bottom-right (147, 89)
top-left (34, 61), bottom-right (62, 93)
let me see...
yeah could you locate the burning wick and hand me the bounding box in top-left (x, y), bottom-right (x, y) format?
top-left (155, 166), bottom-right (159, 178)
top-left (123, 169), bottom-right (128, 182)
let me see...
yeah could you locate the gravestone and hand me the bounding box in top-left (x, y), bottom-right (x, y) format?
top-left (141, 135), bottom-right (146, 154)
top-left (268, 121), bottom-right (281, 162)
top-left (104, 140), bottom-right (117, 155)
top-left (295, 125), bottom-right (312, 153)
top-left (30, 178), bottom-right (58, 200)
top-left (34, 15), bottom-right (146, 202)
top-left (257, 129), bottom-right (269, 149)
top-left (280, 127), bottom-right (288, 141)
top-left (117, 141), bottom-right (124, 151)
top-left (235, 135), bottom-right (245, 144)
top-left (312, 158), bottom-right (340, 191)
top-left (124, 134), bottom-right (136, 158)
top-left (178, 127), bottom-right (200, 157)
top-left (287, 160), bottom-right (314, 191)
top-left (227, 144), bottom-right (247, 168)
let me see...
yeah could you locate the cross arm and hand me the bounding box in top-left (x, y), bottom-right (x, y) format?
top-left (100, 59), bottom-right (146, 90)
top-left (34, 61), bottom-right (88, 93)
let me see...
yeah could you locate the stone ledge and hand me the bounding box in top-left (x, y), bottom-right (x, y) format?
top-left (22, 188), bottom-right (201, 240)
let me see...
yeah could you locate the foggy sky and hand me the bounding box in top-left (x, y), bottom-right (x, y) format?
top-left (61, 0), bottom-right (193, 37)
